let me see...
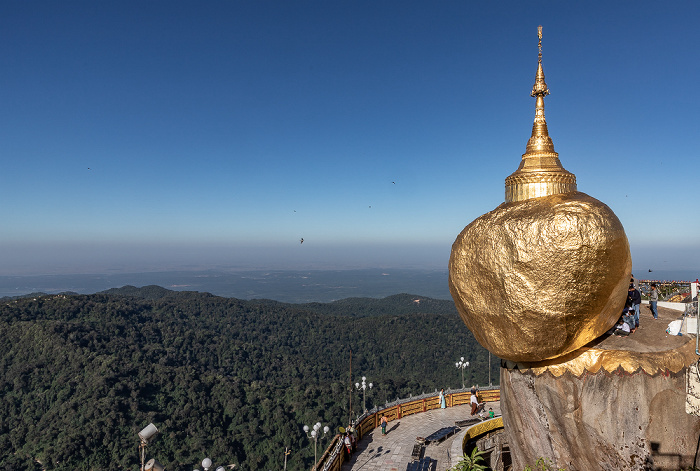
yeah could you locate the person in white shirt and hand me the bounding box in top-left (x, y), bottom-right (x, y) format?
top-left (344, 434), bottom-right (352, 455)
top-left (470, 387), bottom-right (481, 415)
top-left (613, 318), bottom-right (630, 336)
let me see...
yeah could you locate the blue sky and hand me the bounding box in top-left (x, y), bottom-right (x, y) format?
top-left (0, 1), bottom-right (698, 276)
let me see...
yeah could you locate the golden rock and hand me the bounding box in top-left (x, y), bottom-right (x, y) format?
top-left (449, 27), bottom-right (632, 362)
top-left (449, 192), bottom-right (631, 362)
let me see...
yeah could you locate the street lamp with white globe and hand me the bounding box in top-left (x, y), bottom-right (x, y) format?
top-left (303, 422), bottom-right (329, 470)
top-left (354, 376), bottom-right (373, 412)
top-left (455, 357), bottom-right (469, 389)
top-left (196, 457), bottom-right (232, 471)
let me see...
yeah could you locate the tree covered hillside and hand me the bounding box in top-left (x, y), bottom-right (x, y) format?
top-left (0, 288), bottom-right (496, 470)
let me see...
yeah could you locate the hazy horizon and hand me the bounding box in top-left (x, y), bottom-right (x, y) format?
top-left (1, 240), bottom-right (697, 280)
top-left (0, 268), bottom-right (451, 302)
top-left (1, 266), bottom-right (697, 303)
top-left (0, 241), bottom-right (450, 275)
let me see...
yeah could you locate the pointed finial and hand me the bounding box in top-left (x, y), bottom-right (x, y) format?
top-left (504, 26), bottom-right (576, 203)
top-left (531, 26), bottom-right (549, 99)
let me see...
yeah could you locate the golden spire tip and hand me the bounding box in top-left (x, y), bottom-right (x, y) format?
top-left (504, 25), bottom-right (577, 203)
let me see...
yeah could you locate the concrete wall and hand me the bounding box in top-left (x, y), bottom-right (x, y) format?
top-left (641, 300), bottom-right (687, 312)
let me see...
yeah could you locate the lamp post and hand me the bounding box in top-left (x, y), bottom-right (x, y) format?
top-left (197, 457), bottom-right (231, 471)
top-left (354, 376), bottom-right (373, 412)
top-left (303, 422), bottom-right (329, 471)
top-left (488, 351), bottom-right (492, 386)
top-left (137, 423), bottom-right (159, 471)
top-left (283, 447), bottom-right (291, 471)
top-left (455, 357), bottom-right (469, 389)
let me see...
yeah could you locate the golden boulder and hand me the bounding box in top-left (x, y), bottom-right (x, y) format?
top-left (448, 191), bottom-right (631, 362)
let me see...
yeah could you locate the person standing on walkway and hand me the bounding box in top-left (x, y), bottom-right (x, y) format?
top-left (380, 415), bottom-right (388, 435)
top-left (347, 423), bottom-right (357, 451)
top-left (649, 283), bottom-right (659, 319)
top-left (344, 433), bottom-right (352, 456)
top-left (470, 387), bottom-right (480, 415)
top-left (439, 388), bottom-right (446, 409)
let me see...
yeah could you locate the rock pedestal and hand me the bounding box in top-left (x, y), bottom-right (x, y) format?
top-left (502, 364), bottom-right (698, 470)
top-left (500, 308), bottom-right (700, 471)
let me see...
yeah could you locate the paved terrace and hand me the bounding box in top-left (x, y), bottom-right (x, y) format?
top-left (341, 403), bottom-right (501, 471)
top-left (577, 303), bottom-right (694, 357)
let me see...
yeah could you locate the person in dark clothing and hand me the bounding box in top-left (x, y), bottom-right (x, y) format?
top-left (627, 284), bottom-right (641, 330)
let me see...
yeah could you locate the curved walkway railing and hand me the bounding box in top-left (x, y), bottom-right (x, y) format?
top-left (314, 386), bottom-right (501, 471)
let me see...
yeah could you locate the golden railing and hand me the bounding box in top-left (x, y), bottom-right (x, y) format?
top-left (314, 387), bottom-right (501, 471)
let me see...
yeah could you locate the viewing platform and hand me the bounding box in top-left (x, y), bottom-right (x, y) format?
top-left (339, 403), bottom-right (502, 471)
top-left (314, 388), bottom-right (502, 471)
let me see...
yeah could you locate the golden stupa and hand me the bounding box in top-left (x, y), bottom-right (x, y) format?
top-left (449, 27), bottom-right (632, 363)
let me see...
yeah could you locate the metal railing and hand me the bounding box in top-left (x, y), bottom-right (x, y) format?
top-left (637, 279), bottom-right (696, 302)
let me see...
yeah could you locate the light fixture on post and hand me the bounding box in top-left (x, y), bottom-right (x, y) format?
top-left (138, 423), bottom-right (159, 471)
top-left (196, 457), bottom-right (231, 471)
top-left (144, 459), bottom-right (165, 471)
top-left (303, 422), bottom-right (329, 471)
top-left (354, 376), bottom-right (373, 413)
top-left (455, 357), bottom-right (469, 389)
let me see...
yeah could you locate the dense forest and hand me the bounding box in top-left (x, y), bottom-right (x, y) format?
top-left (0, 287), bottom-right (497, 470)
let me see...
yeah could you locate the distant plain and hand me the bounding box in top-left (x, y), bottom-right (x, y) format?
top-left (1, 268), bottom-right (695, 303)
top-left (0, 268), bottom-right (452, 303)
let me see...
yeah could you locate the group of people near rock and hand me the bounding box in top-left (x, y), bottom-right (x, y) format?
top-left (610, 276), bottom-right (660, 336)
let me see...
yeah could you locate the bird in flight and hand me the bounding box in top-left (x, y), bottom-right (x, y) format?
top-left (300, 238), bottom-right (304, 244)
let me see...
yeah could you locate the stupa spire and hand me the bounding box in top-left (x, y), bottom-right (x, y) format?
top-left (526, 26), bottom-right (554, 154)
top-left (505, 26), bottom-right (577, 203)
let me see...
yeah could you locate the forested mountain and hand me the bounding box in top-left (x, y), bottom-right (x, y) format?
top-left (0, 287), bottom-right (496, 470)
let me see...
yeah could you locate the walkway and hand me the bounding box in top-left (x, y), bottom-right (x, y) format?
top-left (341, 402), bottom-right (501, 471)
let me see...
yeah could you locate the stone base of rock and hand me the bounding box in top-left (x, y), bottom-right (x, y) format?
top-left (500, 308), bottom-right (700, 471)
top-left (500, 306), bottom-right (700, 470)
top-left (502, 364), bottom-right (700, 470)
